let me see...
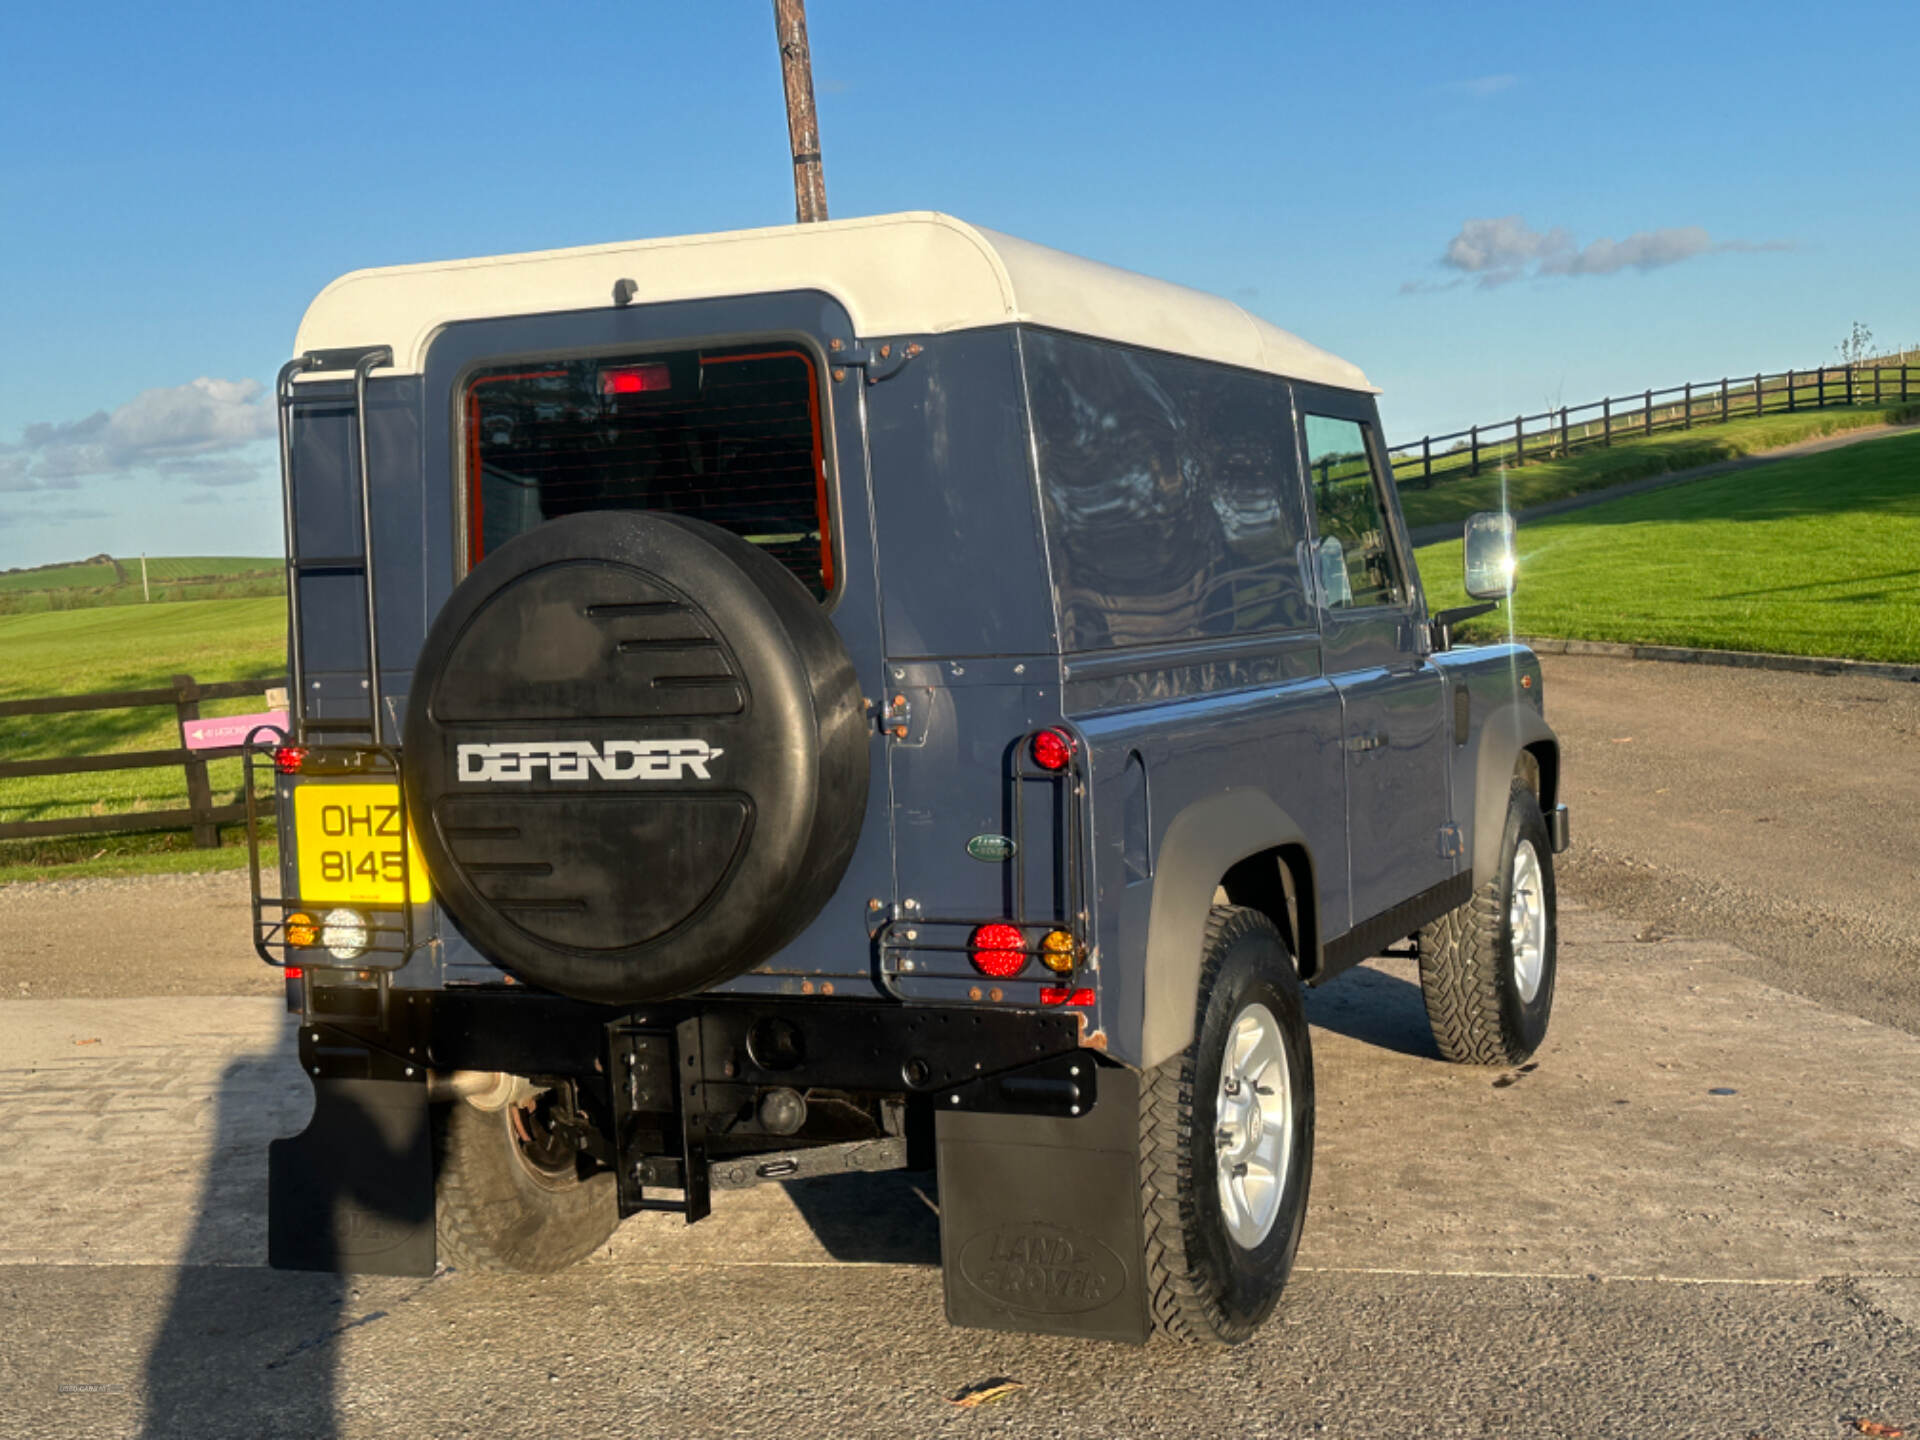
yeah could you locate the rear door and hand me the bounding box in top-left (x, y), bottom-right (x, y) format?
top-left (1294, 387), bottom-right (1453, 932)
top-left (416, 294), bottom-right (896, 993)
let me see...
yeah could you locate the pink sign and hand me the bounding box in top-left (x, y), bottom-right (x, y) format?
top-left (182, 710), bottom-right (290, 752)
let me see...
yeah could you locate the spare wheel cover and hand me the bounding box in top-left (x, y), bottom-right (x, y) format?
top-left (403, 511), bottom-right (869, 1003)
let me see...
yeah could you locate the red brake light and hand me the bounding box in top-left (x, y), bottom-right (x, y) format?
top-left (599, 363), bottom-right (671, 395)
top-left (274, 746), bottom-right (308, 775)
top-left (1031, 728), bottom-right (1074, 772)
top-left (1040, 986), bottom-right (1097, 1007)
top-left (970, 923), bottom-right (1027, 979)
top-left (284, 966), bottom-right (304, 980)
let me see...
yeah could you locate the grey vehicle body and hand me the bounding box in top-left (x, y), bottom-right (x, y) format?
top-left (259, 212), bottom-right (1565, 1343)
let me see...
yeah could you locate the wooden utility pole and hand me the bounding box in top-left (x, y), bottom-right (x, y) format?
top-left (772, 0), bottom-right (828, 223)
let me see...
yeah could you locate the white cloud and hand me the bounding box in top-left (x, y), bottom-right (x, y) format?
top-left (1414, 215), bottom-right (1792, 290)
top-left (4, 377), bottom-right (276, 489)
top-left (0, 504), bottom-right (111, 531)
top-left (156, 455), bottom-right (268, 488)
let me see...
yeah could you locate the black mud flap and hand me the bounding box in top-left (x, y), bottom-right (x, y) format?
top-left (936, 1066), bottom-right (1149, 1344)
top-left (269, 1076), bottom-right (436, 1276)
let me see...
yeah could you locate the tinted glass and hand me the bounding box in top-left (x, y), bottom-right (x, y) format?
top-left (465, 346), bottom-right (833, 598)
top-left (1024, 331), bottom-right (1311, 650)
top-left (1301, 414), bottom-right (1403, 611)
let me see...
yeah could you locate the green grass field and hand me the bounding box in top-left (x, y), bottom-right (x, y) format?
top-left (0, 599), bottom-right (287, 882)
top-left (1397, 403), bottom-right (1918, 533)
top-left (1417, 429), bottom-right (1920, 663)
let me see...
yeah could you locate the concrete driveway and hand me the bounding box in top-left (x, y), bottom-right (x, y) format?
top-left (3, 903), bottom-right (1916, 1439)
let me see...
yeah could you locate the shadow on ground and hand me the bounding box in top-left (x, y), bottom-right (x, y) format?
top-left (132, 1023), bottom-right (333, 1438)
top-left (1303, 963), bottom-right (1439, 1060)
top-left (780, 1170), bottom-right (943, 1265)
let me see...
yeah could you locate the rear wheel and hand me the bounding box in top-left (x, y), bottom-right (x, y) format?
top-left (1418, 778), bottom-right (1558, 1065)
top-left (435, 1088), bottom-right (618, 1274)
top-left (1139, 906), bottom-right (1314, 1345)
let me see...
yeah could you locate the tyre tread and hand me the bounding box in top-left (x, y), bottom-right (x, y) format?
top-left (434, 1101), bottom-right (618, 1274)
top-left (1418, 779), bottom-right (1545, 1067)
top-left (1138, 904), bottom-right (1280, 1346)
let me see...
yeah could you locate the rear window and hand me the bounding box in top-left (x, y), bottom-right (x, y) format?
top-left (464, 345), bottom-right (834, 598)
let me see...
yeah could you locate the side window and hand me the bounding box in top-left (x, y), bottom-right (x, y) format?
top-left (1301, 414), bottom-right (1404, 611)
top-left (1025, 330), bottom-right (1312, 649)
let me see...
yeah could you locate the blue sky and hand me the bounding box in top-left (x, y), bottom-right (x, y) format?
top-left (1, 0), bottom-right (1912, 568)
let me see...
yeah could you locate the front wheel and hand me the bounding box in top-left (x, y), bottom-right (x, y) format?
top-left (1139, 906), bottom-right (1314, 1345)
top-left (1418, 778), bottom-right (1558, 1065)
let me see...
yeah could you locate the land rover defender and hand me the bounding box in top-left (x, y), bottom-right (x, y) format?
top-left (251, 211), bottom-right (1569, 1345)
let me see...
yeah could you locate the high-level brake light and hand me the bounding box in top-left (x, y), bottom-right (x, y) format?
top-left (599, 363), bottom-right (672, 395)
top-left (1030, 728), bottom-right (1075, 772)
top-left (969, 923), bottom-right (1026, 979)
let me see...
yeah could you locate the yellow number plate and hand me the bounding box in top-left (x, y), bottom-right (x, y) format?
top-left (293, 783), bottom-right (430, 906)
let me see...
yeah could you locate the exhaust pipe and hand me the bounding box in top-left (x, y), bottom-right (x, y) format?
top-left (428, 1070), bottom-right (532, 1110)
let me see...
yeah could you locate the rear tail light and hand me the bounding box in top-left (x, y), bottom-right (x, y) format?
top-left (1030, 728), bottom-right (1075, 772)
top-left (274, 746), bottom-right (308, 775)
top-left (1040, 986), bottom-right (1097, 1007)
top-left (969, 923), bottom-right (1026, 979)
top-left (285, 912), bottom-right (317, 947)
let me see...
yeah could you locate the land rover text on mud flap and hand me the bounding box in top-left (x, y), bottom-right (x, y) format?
top-left (248, 212), bottom-right (1569, 1345)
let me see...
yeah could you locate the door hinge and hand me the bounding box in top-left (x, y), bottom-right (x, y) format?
top-left (874, 689), bottom-right (930, 746)
top-left (828, 338), bottom-right (923, 385)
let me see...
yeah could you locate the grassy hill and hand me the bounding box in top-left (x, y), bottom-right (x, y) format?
top-left (0, 555), bottom-right (282, 614)
top-left (1396, 403), bottom-right (1918, 532)
top-left (1416, 429), bottom-right (1920, 663)
top-left (0, 556), bottom-right (124, 594)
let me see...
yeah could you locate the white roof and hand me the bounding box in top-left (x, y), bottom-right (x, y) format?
top-left (293, 210), bottom-right (1375, 392)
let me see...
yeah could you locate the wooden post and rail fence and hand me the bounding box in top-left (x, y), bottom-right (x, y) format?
top-left (1388, 360), bottom-right (1919, 489)
top-left (0, 675), bottom-right (286, 849)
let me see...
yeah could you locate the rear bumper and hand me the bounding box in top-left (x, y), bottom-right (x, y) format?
top-left (270, 986), bottom-right (1100, 1276)
top-left (297, 983), bottom-right (1089, 1092)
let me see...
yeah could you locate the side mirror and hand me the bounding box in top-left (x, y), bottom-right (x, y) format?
top-left (1463, 511), bottom-right (1518, 600)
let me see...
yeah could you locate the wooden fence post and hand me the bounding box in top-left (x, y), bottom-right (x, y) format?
top-left (1421, 435), bottom-right (1432, 487)
top-left (1787, 370), bottom-right (1796, 412)
top-left (1644, 389), bottom-right (1653, 435)
top-left (1755, 373), bottom-right (1764, 415)
top-left (1874, 365), bottom-right (1882, 405)
top-left (1847, 365), bottom-right (1856, 406)
top-left (1602, 397), bottom-right (1611, 446)
top-left (1683, 381), bottom-right (1692, 429)
top-left (172, 673), bottom-right (218, 849)
top-left (1514, 415), bottom-right (1525, 467)
top-left (1560, 406), bottom-right (1569, 457)
top-left (1720, 377), bottom-right (1729, 423)
top-left (1470, 425), bottom-right (1480, 476)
